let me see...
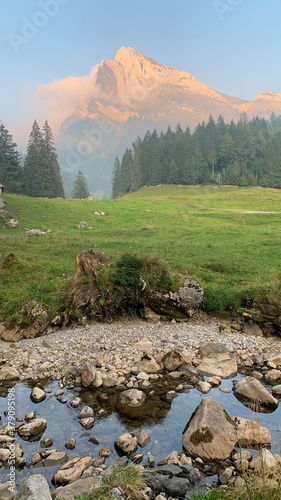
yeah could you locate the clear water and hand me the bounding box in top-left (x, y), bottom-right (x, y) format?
top-left (0, 375), bottom-right (280, 490)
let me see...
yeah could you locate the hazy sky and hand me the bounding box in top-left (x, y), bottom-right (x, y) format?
top-left (1, 0), bottom-right (281, 148)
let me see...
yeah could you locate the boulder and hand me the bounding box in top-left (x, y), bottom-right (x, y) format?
top-left (52, 455), bottom-right (93, 486)
top-left (15, 474), bottom-right (51, 500)
top-left (197, 381), bottom-right (211, 394)
top-left (233, 376), bottom-right (279, 409)
top-left (264, 369), bottom-right (281, 384)
top-left (120, 389), bottom-right (146, 407)
top-left (30, 387), bottom-right (46, 403)
top-left (17, 419), bottom-right (47, 440)
top-left (243, 322), bottom-right (263, 337)
top-left (136, 430), bottom-right (151, 447)
top-left (52, 477), bottom-right (96, 499)
top-left (65, 439), bottom-right (76, 450)
top-left (250, 449), bottom-right (277, 471)
top-left (136, 355), bottom-right (161, 374)
top-left (0, 449), bottom-right (11, 462)
top-left (232, 416), bottom-right (271, 447)
top-left (81, 363), bottom-right (97, 388)
top-left (198, 343), bottom-right (237, 378)
top-left (163, 350), bottom-right (183, 372)
top-left (0, 365), bottom-right (19, 383)
top-left (114, 433), bottom-right (138, 455)
top-left (182, 397), bottom-right (237, 461)
top-left (268, 354), bottom-right (281, 367)
top-left (147, 278), bottom-right (203, 319)
top-left (0, 482), bottom-right (16, 500)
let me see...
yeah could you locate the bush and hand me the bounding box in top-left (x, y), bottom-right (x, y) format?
top-left (112, 253), bottom-right (143, 288)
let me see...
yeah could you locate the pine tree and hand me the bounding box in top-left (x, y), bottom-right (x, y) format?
top-left (120, 148), bottom-right (133, 195)
top-left (72, 170), bottom-right (90, 199)
top-left (111, 157), bottom-right (121, 199)
top-left (22, 120), bottom-right (46, 197)
top-left (0, 124), bottom-right (22, 193)
top-left (131, 137), bottom-right (143, 192)
top-left (42, 120), bottom-right (64, 198)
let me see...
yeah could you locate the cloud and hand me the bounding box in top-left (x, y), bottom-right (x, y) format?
top-left (36, 65), bottom-right (99, 134)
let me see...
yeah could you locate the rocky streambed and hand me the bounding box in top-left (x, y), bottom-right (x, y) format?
top-left (0, 318), bottom-right (281, 499)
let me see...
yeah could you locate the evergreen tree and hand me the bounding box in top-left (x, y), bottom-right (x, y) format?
top-left (72, 170), bottom-right (90, 200)
top-left (131, 137), bottom-right (143, 191)
top-left (120, 148), bottom-right (133, 195)
top-left (0, 124), bottom-right (22, 193)
top-left (72, 170), bottom-right (90, 199)
top-left (22, 120), bottom-right (46, 197)
top-left (111, 157), bottom-right (121, 198)
top-left (42, 120), bottom-right (64, 198)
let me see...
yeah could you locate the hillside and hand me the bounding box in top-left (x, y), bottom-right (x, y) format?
top-left (1, 186), bottom-right (281, 328)
top-left (56, 47), bottom-right (281, 197)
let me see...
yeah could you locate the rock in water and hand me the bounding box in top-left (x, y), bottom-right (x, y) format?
top-left (182, 397), bottom-right (237, 461)
top-left (17, 419), bottom-right (47, 440)
top-left (233, 376), bottom-right (279, 409)
top-left (15, 474), bottom-right (51, 499)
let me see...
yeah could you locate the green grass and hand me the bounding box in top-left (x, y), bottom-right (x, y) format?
top-left (1, 185), bottom-right (281, 326)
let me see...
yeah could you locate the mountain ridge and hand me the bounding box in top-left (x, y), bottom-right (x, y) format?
top-left (57, 47), bottom-right (281, 198)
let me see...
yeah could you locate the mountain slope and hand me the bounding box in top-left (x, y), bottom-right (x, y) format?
top-left (57, 47), bottom-right (281, 198)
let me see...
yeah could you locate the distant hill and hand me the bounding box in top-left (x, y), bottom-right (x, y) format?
top-left (57, 47), bottom-right (281, 198)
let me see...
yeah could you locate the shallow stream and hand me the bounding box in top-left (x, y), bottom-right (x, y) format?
top-left (0, 373), bottom-right (281, 491)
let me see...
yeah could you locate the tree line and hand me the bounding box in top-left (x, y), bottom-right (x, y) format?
top-left (112, 112), bottom-right (281, 198)
top-left (0, 121), bottom-right (90, 199)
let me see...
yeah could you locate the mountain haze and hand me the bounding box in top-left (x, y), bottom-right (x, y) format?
top-left (56, 47), bottom-right (281, 197)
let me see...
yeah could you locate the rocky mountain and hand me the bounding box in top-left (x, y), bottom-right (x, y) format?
top-left (57, 47), bottom-right (281, 198)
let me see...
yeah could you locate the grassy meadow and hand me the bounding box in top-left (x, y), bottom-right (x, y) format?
top-left (1, 185), bottom-right (281, 326)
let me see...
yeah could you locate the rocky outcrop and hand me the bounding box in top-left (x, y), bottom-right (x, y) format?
top-left (198, 342), bottom-right (237, 378)
top-left (182, 397), bottom-right (237, 461)
top-left (233, 376), bottom-right (279, 409)
top-left (64, 250), bottom-right (203, 324)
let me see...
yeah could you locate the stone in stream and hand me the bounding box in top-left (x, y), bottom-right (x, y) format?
top-left (98, 447), bottom-right (113, 458)
top-left (182, 397), bottom-right (237, 461)
top-left (233, 376), bottom-right (279, 409)
top-left (30, 387), bottom-right (46, 403)
top-left (0, 365), bottom-right (19, 383)
top-left (79, 417), bottom-right (95, 429)
top-left (120, 389), bottom-right (146, 407)
top-left (77, 406), bottom-right (94, 419)
top-left (272, 384), bottom-right (281, 395)
top-left (65, 439), bottom-right (76, 450)
top-left (44, 451), bottom-right (68, 467)
top-left (198, 342), bottom-right (237, 378)
top-left (136, 430), bottom-right (151, 447)
top-left (0, 449), bottom-right (11, 462)
top-left (14, 474), bottom-right (51, 500)
top-left (17, 419), bottom-right (47, 440)
top-left (88, 436), bottom-right (99, 445)
top-left (264, 369), bottom-right (281, 384)
top-left (114, 433), bottom-right (138, 455)
top-left (52, 455), bottom-right (93, 486)
top-left (25, 411), bottom-right (36, 422)
top-left (197, 381), bottom-right (211, 394)
top-left (40, 438), bottom-right (53, 448)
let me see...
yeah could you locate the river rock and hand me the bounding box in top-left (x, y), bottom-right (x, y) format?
top-left (0, 365), bottom-right (19, 383)
top-left (52, 455), bottom-right (93, 486)
top-left (44, 451), bottom-right (68, 467)
top-left (197, 381), bottom-right (211, 394)
top-left (114, 433), bottom-right (138, 455)
top-left (65, 439), bottom-right (76, 450)
top-left (264, 369), bottom-right (281, 384)
top-left (232, 416), bottom-right (271, 447)
top-left (120, 389), bottom-right (146, 407)
top-left (198, 343), bottom-right (237, 378)
top-left (15, 474), bottom-right (51, 500)
top-left (163, 350), bottom-right (183, 372)
top-left (81, 362), bottom-right (97, 388)
top-left (268, 354), bottom-right (281, 367)
top-left (0, 449), bottom-right (10, 462)
top-left (30, 387), bottom-right (46, 403)
top-left (136, 355), bottom-right (162, 374)
top-left (99, 447), bottom-right (113, 458)
top-left (233, 376), bottom-right (279, 409)
top-left (272, 385), bottom-right (281, 396)
top-left (78, 406), bottom-right (94, 419)
top-left (79, 418), bottom-right (95, 429)
top-left (18, 419), bottom-right (47, 440)
top-left (250, 449), bottom-right (277, 471)
top-left (40, 438), bottom-right (53, 448)
top-left (136, 430), bottom-right (151, 447)
top-left (182, 397), bottom-right (236, 461)
top-left (52, 477), bottom-right (96, 499)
